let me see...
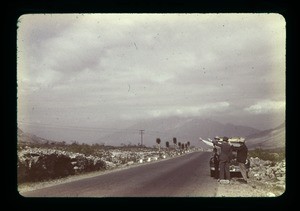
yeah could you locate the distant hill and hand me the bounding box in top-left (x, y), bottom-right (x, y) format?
top-left (19, 117), bottom-right (282, 150)
top-left (99, 117), bottom-right (261, 148)
top-left (18, 127), bottom-right (57, 145)
top-left (245, 122), bottom-right (285, 149)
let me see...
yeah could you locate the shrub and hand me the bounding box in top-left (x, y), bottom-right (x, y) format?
top-left (18, 153), bottom-right (75, 183)
top-left (248, 148), bottom-right (285, 162)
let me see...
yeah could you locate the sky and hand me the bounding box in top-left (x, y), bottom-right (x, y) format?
top-left (17, 13), bottom-right (286, 142)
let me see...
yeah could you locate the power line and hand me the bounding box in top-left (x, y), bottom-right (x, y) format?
top-left (143, 132), bottom-right (192, 141)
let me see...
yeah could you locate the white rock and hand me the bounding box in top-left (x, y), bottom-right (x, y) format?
top-left (127, 161), bottom-right (134, 165)
top-left (267, 192), bottom-right (276, 197)
top-left (219, 179), bottom-right (230, 184)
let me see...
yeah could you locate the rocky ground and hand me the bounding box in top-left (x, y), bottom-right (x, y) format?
top-left (216, 157), bottom-right (285, 197)
top-left (216, 178), bottom-right (285, 197)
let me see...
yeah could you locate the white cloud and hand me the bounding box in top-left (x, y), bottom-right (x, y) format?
top-left (244, 100), bottom-right (285, 114)
top-left (145, 102), bottom-right (230, 119)
top-left (17, 14), bottom-right (286, 133)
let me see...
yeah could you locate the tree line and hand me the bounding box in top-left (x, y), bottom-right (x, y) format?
top-left (156, 137), bottom-right (190, 151)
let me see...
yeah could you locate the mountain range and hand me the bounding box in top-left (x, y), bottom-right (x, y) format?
top-left (245, 122), bottom-right (285, 149)
top-left (98, 117), bottom-right (261, 148)
top-left (18, 117), bottom-right (285, 150)
top-left (18, 127), bottom-right (56, 145)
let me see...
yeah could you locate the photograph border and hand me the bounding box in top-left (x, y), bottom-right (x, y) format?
top-left (5, 0), bottom-right (295, 209)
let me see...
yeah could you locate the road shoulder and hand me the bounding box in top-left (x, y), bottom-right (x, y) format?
top-left (216, 178), bottom-right (285, 197)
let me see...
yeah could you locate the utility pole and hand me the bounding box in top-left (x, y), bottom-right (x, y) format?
top-left (140, 130), bottom-right (144, 146)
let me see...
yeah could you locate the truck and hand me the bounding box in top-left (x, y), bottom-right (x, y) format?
top-left (200, 137), bottom-right (250, 177)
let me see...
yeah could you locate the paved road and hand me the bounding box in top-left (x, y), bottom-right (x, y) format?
top-left (21, 151), bottom-right (218, 197)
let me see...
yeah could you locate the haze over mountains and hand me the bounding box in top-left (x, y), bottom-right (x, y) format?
top-left (18, 127), bottom-right (56, 145)
top-left (18, 117), bottom-right (285, 150)
top-left (245, 122), bottom-right (285, 149)
top-left (98, 117), bottom-right (260, 148)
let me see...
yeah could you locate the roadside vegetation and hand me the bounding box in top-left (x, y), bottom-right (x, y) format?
top-left (18, 141), bottom-right (148, 156)
top-left (17, 139), bottom-right (195, 184)
top-left (248, 147), bottom-right (285, 162)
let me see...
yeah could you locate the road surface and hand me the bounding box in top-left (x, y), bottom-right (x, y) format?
top-left (21, 151), bottom-right (218, 197)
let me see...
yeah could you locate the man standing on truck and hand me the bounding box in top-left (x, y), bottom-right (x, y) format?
top-left (212, 136), bottom-right (232, 182)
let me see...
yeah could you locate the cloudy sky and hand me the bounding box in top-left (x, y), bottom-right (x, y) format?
top-left (17, 13), bottom-right (285, 142)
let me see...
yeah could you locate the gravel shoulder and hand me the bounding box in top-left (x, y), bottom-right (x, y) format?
top-left (216, 178), bottom-right (285, 197)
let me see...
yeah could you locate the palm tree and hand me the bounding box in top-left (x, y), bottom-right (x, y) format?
top-left (173, 137), bottom-right (177, 149)
top-left (187, 141), bottom-right (190, 150)
top-left (156, 138), bottom-right (161, 151)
